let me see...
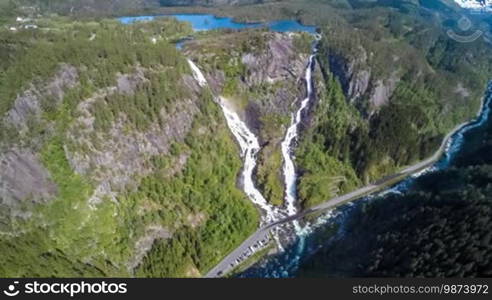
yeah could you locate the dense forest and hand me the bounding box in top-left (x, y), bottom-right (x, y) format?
top-left (298, 165), bottom-right (492, 277)
top-left (295, 0), bottom-right (492, 208)
top-left (0, 0), bottom-right (279, 18)
top-left (297, 114), bottom-right (492, 277)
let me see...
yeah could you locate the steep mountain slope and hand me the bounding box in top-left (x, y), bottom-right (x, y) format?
top-left (1, 0), bottom-right (492, 277)
top-left (0, 17), bottom-right (260, 277)
top-left (293, 0), bottom-right (492, 207)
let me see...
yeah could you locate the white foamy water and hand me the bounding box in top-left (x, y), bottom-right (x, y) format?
top-left (187, 59), bottom-right (280, 224)
top-left (218, 97), bottom-right (282, 224)
top-left (188, 48), bottom-right (322, 255)
top-left (187, 59), bottom-right (208, 87)
top-left (280, 54), bottom-right (316, 217)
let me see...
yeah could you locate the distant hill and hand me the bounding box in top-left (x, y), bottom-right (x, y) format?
top-left (0, 0), bottom-right (279, 16)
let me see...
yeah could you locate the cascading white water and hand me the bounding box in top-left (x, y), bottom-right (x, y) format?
top-left (268, 51), bottom-right (319, 267)
top-left (186, 59), bottom-right (280, 224)
top-left (280, 54), bottom-right (316, 218)
top-left (218, 97), bottom-right (282, 224)
top-left (188, 44), bottom-right (320, 253)
top-left (187, 59), bottom-right (208, 87)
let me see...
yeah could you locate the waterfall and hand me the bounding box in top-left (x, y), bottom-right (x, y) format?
top-left (186, 59), bottom-right (280, 225)
top-left (280, 54), bottom-right (316, 218)
top-left (187, 38), bottom-right (321, 254)
top-left (275, 42), bottom-right (320, 267)
top-left (218, 97), bottom-right (282, 224)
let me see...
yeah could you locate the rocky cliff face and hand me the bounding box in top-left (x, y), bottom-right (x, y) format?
top-left (5, 64), bottom-right (78, 135)
top-left (185, 31), bottom-right (308, 118)
top-left (0, 60), bottom-right (205, 236)
top-left (64, 68), bottom-right (201, 205)
top-left (0, 149), bottom-right (57, 219)
top-left (325, 47), bottom-right (399, 116)
top-left (0, 64), bottom-right (79, 218)
top-left (17, 0), bottom-right (277, 15)
top-left (0, 62), bottom-right (201, 210)
top-left (0, 55), bottom-right (223, 275)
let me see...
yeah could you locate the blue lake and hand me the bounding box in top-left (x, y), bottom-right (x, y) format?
top-left (118, 14), bottom-right (317, 33)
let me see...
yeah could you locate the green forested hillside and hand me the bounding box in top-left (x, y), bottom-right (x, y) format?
top-left (294, 0), bottom-right (492, 207)
top-left (298, 164), bottom-right (492, 277)
top-left (1, 0), bottom-right (491, 277)
top-left (0, 0), bottom-right (279, 17)
top-left (0, 17), bottom-right (258, 277)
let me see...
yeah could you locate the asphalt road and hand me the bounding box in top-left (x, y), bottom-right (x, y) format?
top-left (204, 119), bottom-right (469, 278)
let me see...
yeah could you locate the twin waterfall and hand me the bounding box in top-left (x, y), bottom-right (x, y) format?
top-left (187, 59), bottom-right (280, 224)
top-left (187, 49), bottom-right (317, 240)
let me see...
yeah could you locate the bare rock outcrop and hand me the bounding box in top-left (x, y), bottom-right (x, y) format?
top-left (241, 32), bottom-right (308, 117)
top-left (4, 64), bottom-right (78, 133)
top-left (327, 48), bottom-right (371, 105)
top-left (184, 31), bottom-right (313, 205)
top-left (241, 33), bottom-right (306, 86)
top-left (65, 73), bottom-right (200, 205)
top-left (0, 149), bottom-right (57, 215)
top-left (128, 225), bottom-right (172, 272)
top-left (326, 47), bottom-right (400, 115)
